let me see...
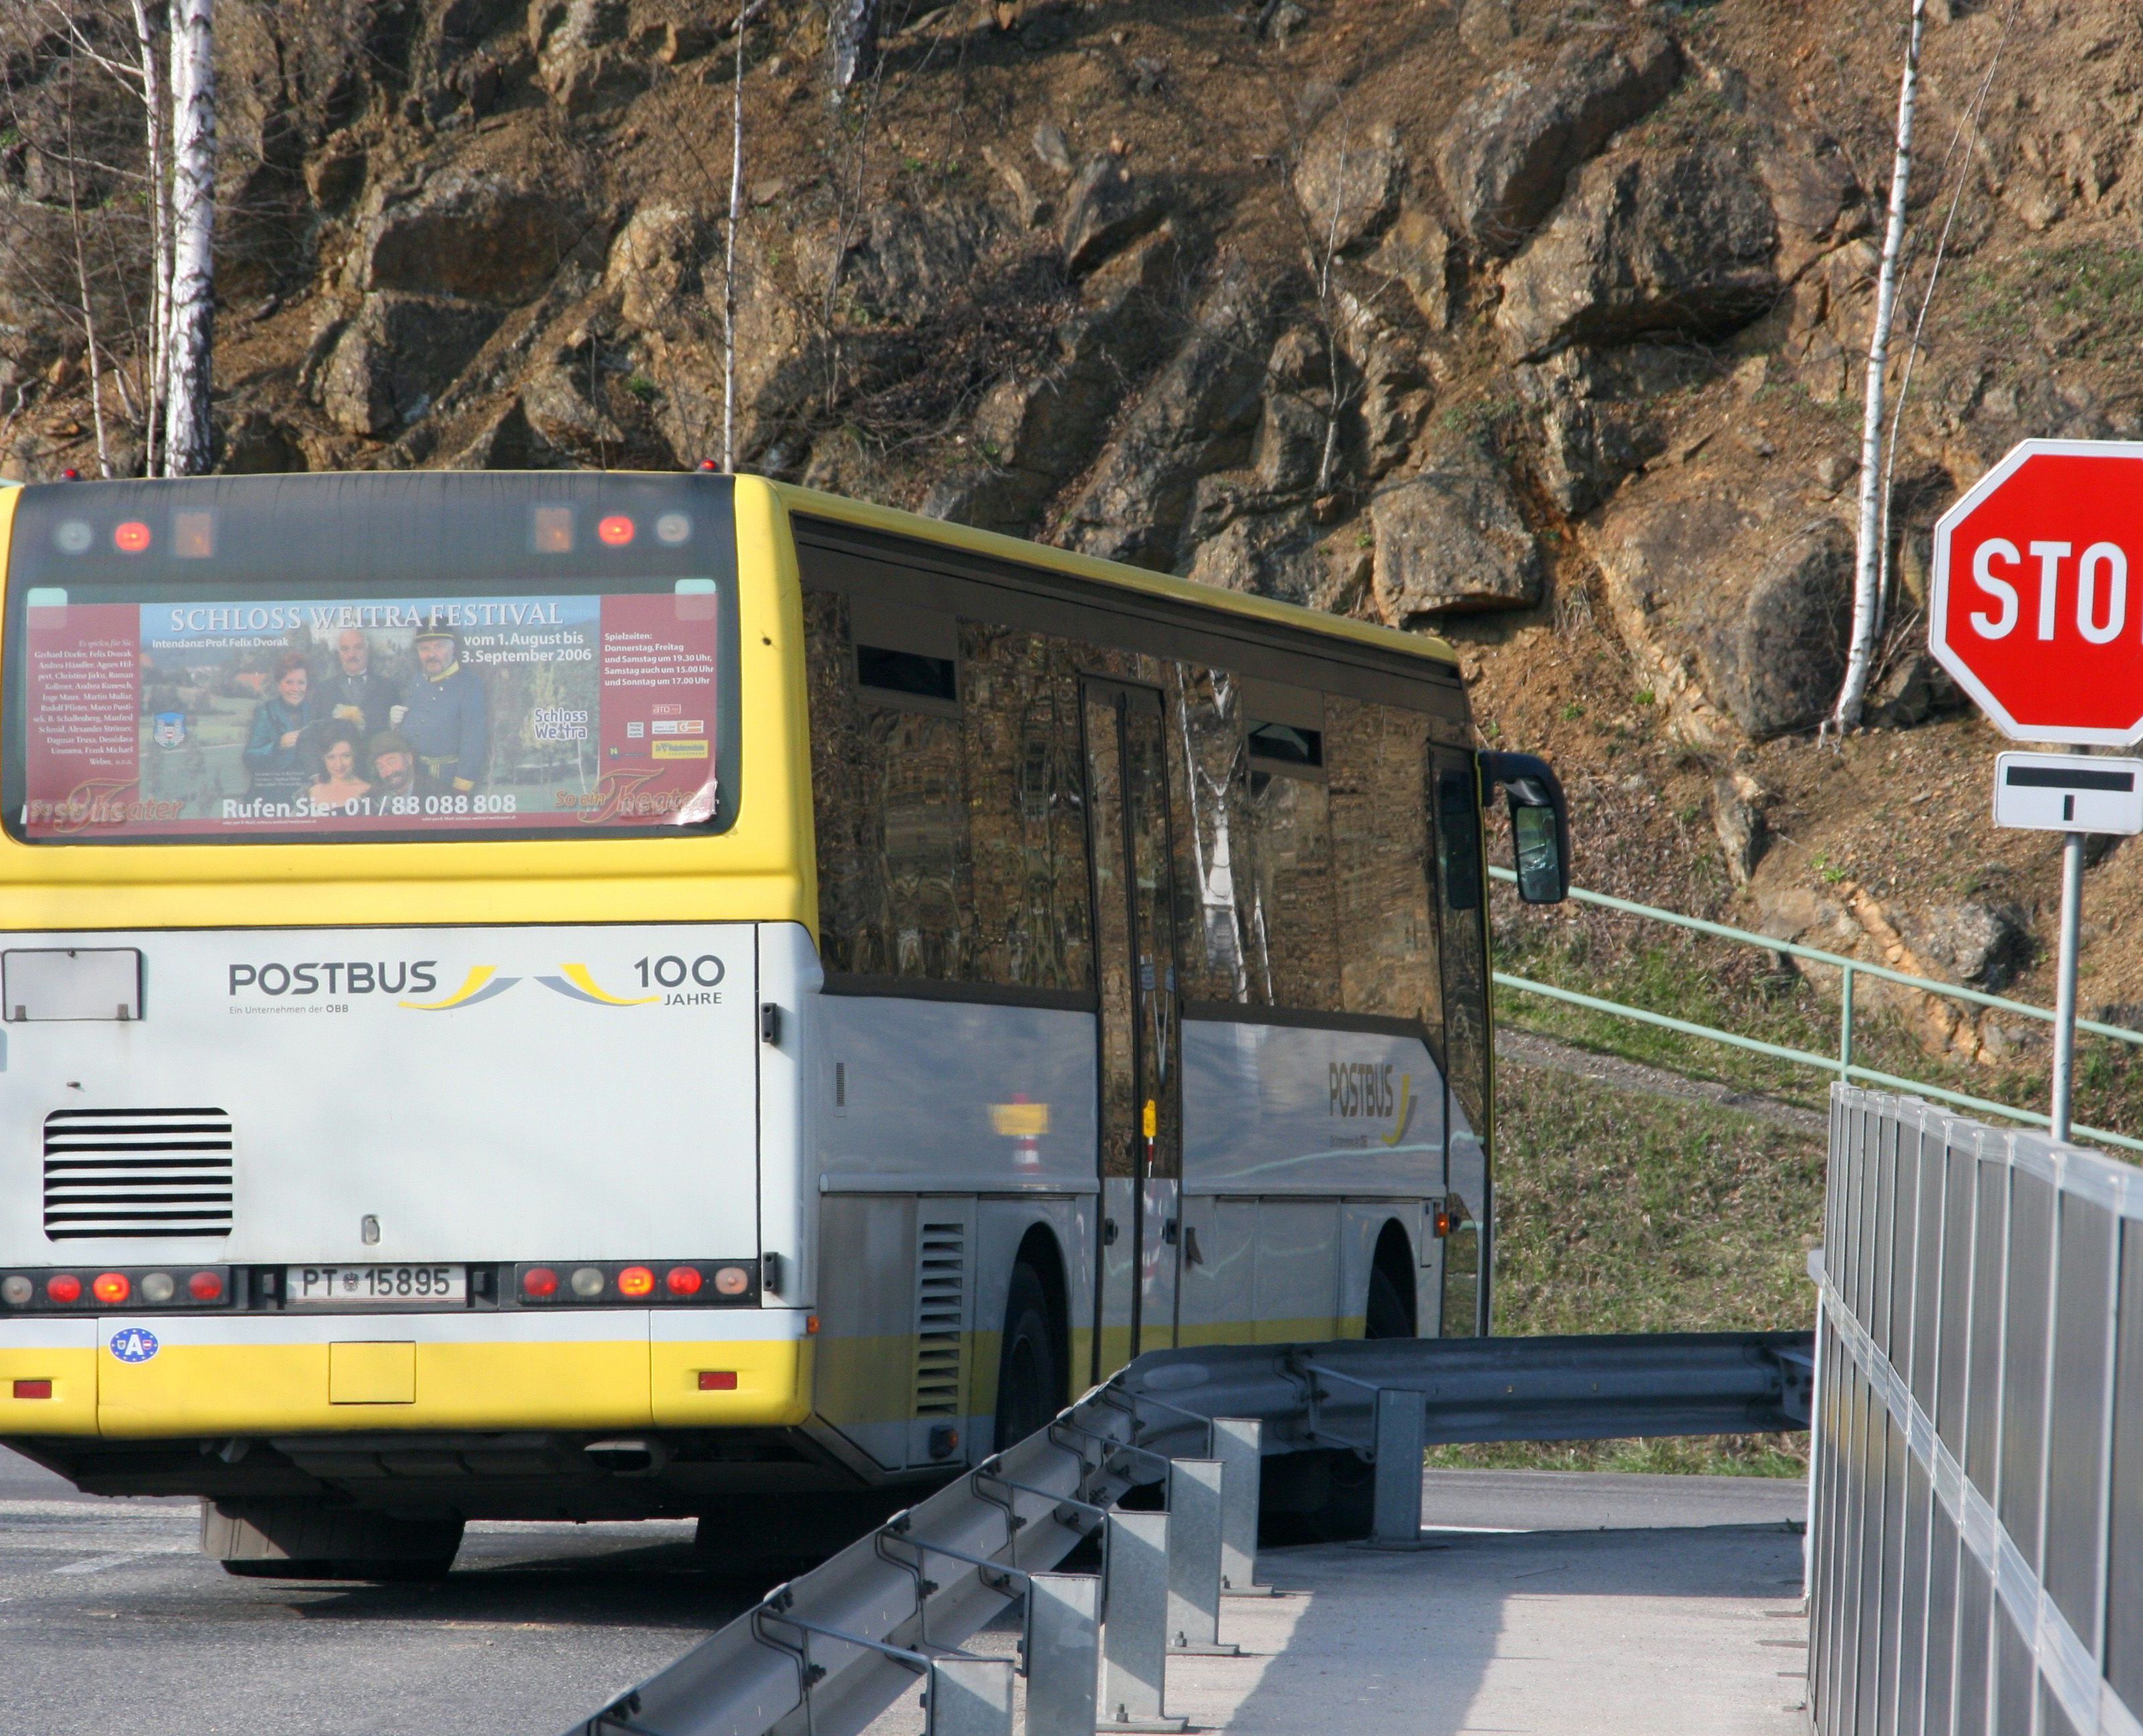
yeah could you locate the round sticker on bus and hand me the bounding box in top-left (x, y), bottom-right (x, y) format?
top-left (109, 1327), bottom-right (159, 1364)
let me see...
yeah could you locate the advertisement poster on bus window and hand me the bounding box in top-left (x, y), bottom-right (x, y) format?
top-left (17, 587), bottom-right (720, 839)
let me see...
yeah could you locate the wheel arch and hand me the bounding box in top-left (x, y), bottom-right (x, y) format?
top-left (1010, 1221), bottom-right (1072, 1397)
top-left (1368, 1216), bottom-right (1418, 1339)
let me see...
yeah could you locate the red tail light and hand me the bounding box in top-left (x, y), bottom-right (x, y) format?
top-left (188, 1270), bottom-right (224, 1301)
top-left (597, 514), bottom-right (636, 547)
top-left (665, 1265), bottom-right (703, 1296)
top-left (113, 520), bottom-right (151, 553)
top-left (46, 1275), bottom-right (82, 1303)
top-left (522, 1266), bottom-right (559, 1299)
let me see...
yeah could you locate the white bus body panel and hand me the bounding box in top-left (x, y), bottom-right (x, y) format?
top-left (1179, 1019), bottom-right (1445, 1196)
top-left (812, 996), bottom-right (1098, 1191)
top-left (0, 923), bottom-right (759, 1267)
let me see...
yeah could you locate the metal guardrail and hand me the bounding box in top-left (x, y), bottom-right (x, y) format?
top-left (564, 1329), bottom-right (1812, 1736)
top-left (1812, 1088), bottom-right (2143, 1736)
top-left (1487, 864), bottom-right (2143, 1155)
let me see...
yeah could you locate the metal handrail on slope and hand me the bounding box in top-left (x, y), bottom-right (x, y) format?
top-left (561, 1329), bottom-right (1812, 1736)
top-left (1487, 864), bottom-right (2143, 1154)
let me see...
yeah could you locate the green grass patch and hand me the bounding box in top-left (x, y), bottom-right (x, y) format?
top-left (1426, 1057), bottom-right (1824, 1478)
top-left (1490, 895), bottom-right (2143, 1150)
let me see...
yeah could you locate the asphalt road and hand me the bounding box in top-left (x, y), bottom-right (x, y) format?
top-left (0, 1448), bottom-right (753, 1736)
top-left (3, 1447), bottom-right (1809, 1736)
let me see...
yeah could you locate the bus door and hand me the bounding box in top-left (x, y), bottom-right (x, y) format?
top-left (1082, 680), bottom-right (1183, 1378)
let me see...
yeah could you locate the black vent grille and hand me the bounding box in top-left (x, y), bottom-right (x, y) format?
top-left (912, 1220), bottom-right (967, 1419)
top-left (43, 1108), bottom-right (234, 1240)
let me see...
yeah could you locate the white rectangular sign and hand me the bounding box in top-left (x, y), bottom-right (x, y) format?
top-left (1993, 753), bottom-right (2143, 834)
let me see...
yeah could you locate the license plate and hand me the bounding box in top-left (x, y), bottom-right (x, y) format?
top-left (285, 1264), bottom-right (465, 1307)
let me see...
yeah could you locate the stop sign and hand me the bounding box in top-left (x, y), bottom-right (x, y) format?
top-left (1930, 438), bottom-right (2143, 743)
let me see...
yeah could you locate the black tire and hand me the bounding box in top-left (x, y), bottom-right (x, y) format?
top-left (1365, 1260), bottom-right (1414, 1340)
top-left (993, 1262), bottom-right (1063, 1452)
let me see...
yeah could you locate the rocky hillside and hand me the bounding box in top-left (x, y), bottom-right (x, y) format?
top-left (7, 0), bottom-right (2143, 1098)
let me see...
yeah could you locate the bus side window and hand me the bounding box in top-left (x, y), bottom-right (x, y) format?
top-left (1327, 697), bottom-right (1438, 1039)
top-left (962, 622), bottom-right (1092, 993)
top-left (804, 586), bottom-right (970, 979)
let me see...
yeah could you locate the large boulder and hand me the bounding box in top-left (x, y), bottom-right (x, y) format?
top-left (1513, 344), bottom-right (1694, 514)
top-left (1057, 271), bottom-right (1272, 567)
top-left (350, 165), bottom-right (601, 303)
top-left (321, 293), bottom-right (501, 437)
top-left (1059, 155), bottom-right (1169, 277)
top-left (1368, 205), bottom-right (1457, 330)
top-left (1897, 901), bottom-right (2031, 992)
top-left (1497, 141), bottom-right (1779, 360)
top-left (1182, 501), bottom-right (1325, 607)
top-left (605, 203), bottom-right (702, 328)
top-left (1588, 473), bottom-right (1852, 739)
top-left (1434, 29), bottom-right (1681, 254)
top-left (845, 198), bottom-right (1009, 324)
top-left (1293, 117), bottom-right (1404, 254)
top-left (1369, 434), bottom-right (1542, 624)
top-left (923, 225), bottom-right (1183, 534)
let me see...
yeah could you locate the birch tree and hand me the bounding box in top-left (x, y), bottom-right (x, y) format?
top-left (163, 0), bottom-right (216, 476)
top-left (129, 0), bottom-right (171, 477)
top-left (1832, 0), bottom-right (1927, 735)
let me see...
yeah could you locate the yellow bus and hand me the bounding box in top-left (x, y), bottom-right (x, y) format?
top-left (0, 471), bottom-right (1566, 1576)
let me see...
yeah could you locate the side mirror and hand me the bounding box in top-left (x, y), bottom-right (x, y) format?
top-left (1479, 751), bottom-right (1570, 903)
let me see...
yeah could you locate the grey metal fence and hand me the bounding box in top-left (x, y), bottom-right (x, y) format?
top-left (1812, 1088), bottom-right (2143, 1736)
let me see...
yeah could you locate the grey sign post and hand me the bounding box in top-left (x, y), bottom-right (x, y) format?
top-left (1992, 751), bottom-right (2143, 1138)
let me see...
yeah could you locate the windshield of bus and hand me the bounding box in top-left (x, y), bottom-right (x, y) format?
top-left (3, 474), bottom-right (739, 844)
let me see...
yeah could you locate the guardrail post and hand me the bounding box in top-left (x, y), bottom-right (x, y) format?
top-left (1164, 1459), bottom-right (1239, 1657)
top-left (1212, 1419), bottom-right (1276, 1597)
top-left (1024, 1573), bottom-right (1099, 1736)
top-left (1368, 1388), bottom-right (1428, 1550)
top-left (927, 1656), bottom-right (1015, 1736)
top-left (1098, 1511), bottom-right (1186, 1732)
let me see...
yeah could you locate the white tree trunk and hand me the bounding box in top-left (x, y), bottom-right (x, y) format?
top-left (724, 9), bottom-right (745, 472)
top-left (1833, 0), bottom-right (1927, 735)
top-left (163, 0), bottom-right (216, 477)
top-left (131, 0), bottom-right (170, 476)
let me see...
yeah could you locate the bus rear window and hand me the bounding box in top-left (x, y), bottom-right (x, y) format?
top-left (3, 476), bottom-right (737, 845)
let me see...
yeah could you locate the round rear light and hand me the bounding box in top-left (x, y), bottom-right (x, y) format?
top-left (92, 1272), bottom-right (131, 1304)
top-left (570, 1266), bottom-right (606, 1298)
top-left (665, 1264), bottom-right (703, 1296)
top-left (188, 1270), bottom-right (224, 1301)
top-left (713, 1264), bottom-right (751, 1296)
top-left (46, 1274), bottom-right (82, 1303)
top-left (1, 1275), bottom-right (32, 1305)
top-left (597, 514), bottom-right (636, 547)
top-left (521, 1266), bottom-right (559, 1299)
top-left (139, 1272), bottom-right (175, 1304)
top-left (113, 520), bottom-right (151, 553)
top-left (617, 1265), bottom-right (655, 1297)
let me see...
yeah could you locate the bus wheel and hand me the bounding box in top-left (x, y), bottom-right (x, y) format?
top-left (203, 1499), bottom-right (463, 1582)
top-left (992, 1263), bottom-right (1063, 1452)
